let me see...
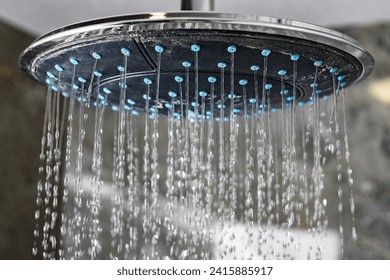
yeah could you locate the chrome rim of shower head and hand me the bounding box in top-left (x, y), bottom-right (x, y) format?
top-left (19, 12), bottom-right (374, 116)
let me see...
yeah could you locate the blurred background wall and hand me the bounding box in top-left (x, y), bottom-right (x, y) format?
top-left (0, 0), bottom-right (390, 259)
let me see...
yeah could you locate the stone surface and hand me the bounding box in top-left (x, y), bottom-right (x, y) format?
top-left (0, 21), bottom-right (45, 259)
top-left (339, 24), bottom-right (390, 259)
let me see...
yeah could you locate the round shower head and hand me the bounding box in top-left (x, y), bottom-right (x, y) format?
top-left (19, 12), bottom-right (374, 116)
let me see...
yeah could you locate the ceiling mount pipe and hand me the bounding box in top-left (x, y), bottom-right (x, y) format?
top-left (181, 0), bottom-right (215, 11)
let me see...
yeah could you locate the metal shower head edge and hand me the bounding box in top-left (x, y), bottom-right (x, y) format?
top-left (19, 12), bottom-right (374, 115)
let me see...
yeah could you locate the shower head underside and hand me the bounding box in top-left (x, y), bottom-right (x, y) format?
top-left (19, 12), bottom-right (374, 117)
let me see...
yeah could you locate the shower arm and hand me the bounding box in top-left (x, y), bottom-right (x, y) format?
top-left (181, 0), bottom-right (215, 11)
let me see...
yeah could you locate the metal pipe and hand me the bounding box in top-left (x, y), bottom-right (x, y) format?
top-left (181, 0), bottom-right (215, 11)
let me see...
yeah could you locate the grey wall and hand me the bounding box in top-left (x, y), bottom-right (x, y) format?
top-left (0, 22), bottom-right (45, 259)
top-left (0, 0), bottom-right (390, 35)
top-left (338, 24), bottom-right (390, 259)
top-left (0, 19), bottom-right (390, 259)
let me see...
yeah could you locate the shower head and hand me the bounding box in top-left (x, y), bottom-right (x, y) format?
top-left (23, 10), bottom-right (373, 260)
top-left (19, 12), bottom-right (374, 117)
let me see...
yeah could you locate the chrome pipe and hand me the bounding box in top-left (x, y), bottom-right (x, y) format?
top-left (181, 0), bottom-right (215, 11)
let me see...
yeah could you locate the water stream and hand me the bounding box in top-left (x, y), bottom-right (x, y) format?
top-left (33, 49), bottom-right (357, 260)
